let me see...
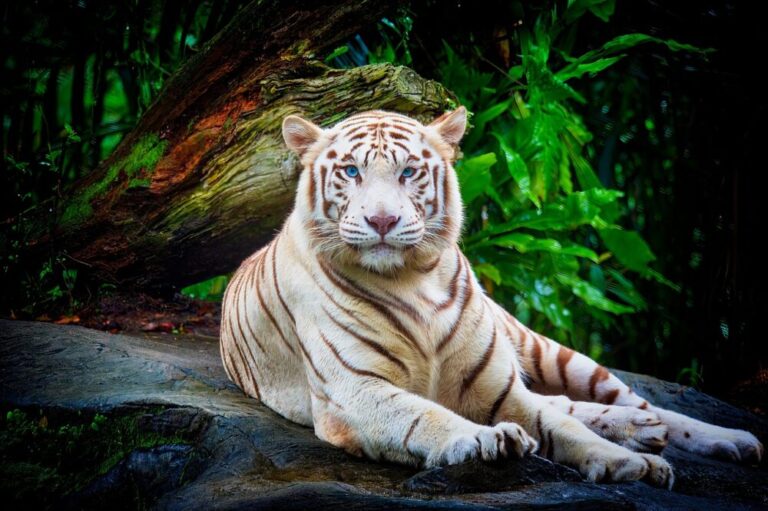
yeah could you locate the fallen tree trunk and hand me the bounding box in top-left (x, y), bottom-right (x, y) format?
top-left (30, 0), bottom-right (454, 292)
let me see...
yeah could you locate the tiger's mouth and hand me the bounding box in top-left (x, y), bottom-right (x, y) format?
top-left (355, 241), bottom-right (407, 272)
top-left (356, 242), bottom-right (399, 258)
top-left (363, 241), bottom-right (414, 255)
top-left (372, 242), bottom-right (395, 251)
top-left (346, 240), bottom-right (403, 252)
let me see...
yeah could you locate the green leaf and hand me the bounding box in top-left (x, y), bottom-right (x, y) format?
top-left (480, 233), bottom-right (598, 262)
top-left (484, 185), bottom-right (512, 217)
top-left (64, 123), bottom-right (81, 143)
top-left (489, 233), bottom-right (562, 253)
top-left (47, 285), bottom-right (63, 300)
top-left (556, 56), bottom-right (623, 81)
top-left (533, 289), bottom-right (573, 331)
top-left (589, 264), bottom-right (607, 292)
top-left (587, 0), bottom-right (616, 22)
top-left (558, 143), bottom-right (573, 194)
top-left (565, 0), bottom-right (616, 23)
top-left (556, 273), bottom-right (634, 314)
top-left (39, 261), bottom-right (53, 280)
top-left (559, 245), bottom-right (599, 262)
top-left (508, 65), bottom-right (524, 82)
top-left (559, 33), bottom-right (712, 81)
top-left (605, 269), bottom-right (647, 310)
top-left (456, 153), bottom-right (496, 203)
top-left (598, 228), bottom-right (656, 273)
top-left (546, 253), bottom-right (581, 274)
top-left (474, 99), bottom-right (512, 126)
top-left (496, 264), bottom-right (574, 331)
top-left (62, 268), bottom-right (78, 288)
top-left (491, 132), bottom-right (538, 206)
top-left (527, 65), bottom-right (586, 105)
top-left (473, 263), bottom-right (502, 285)
top-left (601, 33), bottom-right (709, 55)
top-left (324, 45), bottom-right (349, 63)
top-left (645, 268), bottom-right (681, 292)
top-left (465, 189), bottom-right (622, 244)
top-left (181, 275), bottom-right (231, 301)
top-left (564, 136), bottom-right (604, 190)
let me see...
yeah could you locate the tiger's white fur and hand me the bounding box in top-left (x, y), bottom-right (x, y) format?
top-left (220, 108), bottom-right (763, 488)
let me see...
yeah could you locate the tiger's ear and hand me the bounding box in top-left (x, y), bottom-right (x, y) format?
top-left (429, 106), bottom-right (467, 146)
top-left (282, 115), bottom-right (323, 156)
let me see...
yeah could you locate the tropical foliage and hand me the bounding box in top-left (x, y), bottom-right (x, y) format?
top-left (329, 2), bottom-right (701, 362)
top-left (3, 0), bottom-right (758, 391)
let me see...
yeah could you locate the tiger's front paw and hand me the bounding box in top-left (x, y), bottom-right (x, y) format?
top-left (640, 453), bottom-right (675, 489)
top-left (578, 443), bottom-right (674, 489)
top-left (425, 422), bottom-right (537, 467)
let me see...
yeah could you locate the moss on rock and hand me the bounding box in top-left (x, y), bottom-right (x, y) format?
top-left (59, 134), bottom-right (168, 227)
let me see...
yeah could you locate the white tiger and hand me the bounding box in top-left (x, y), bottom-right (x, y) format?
top-left (219, 107), bottom-right (763, 488)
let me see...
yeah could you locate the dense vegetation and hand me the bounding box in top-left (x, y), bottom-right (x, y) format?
top-left (2, 0), bottom-right (764, 397)
top-left (0, 407), bottom-right (190, 505)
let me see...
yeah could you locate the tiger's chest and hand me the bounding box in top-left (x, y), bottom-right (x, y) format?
top-left (316, 261), bottom-right (487, 399)
top-left (352, 264), bottom-right (472, 337)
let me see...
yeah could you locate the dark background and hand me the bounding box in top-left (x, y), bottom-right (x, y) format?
top-left (1, 0), bottom-right (765, 406)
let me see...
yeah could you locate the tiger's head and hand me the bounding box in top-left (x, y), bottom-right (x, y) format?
top-left (282, 108), bottom-right (467, 274)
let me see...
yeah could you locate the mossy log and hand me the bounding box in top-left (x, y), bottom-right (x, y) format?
top-left (31, 0), bottom-right (455, 292)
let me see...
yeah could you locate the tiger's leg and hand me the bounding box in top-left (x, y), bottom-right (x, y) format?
top-left (311, 380), bottom-right (539, 468)
top-left (299, 322), bottom-right (537, 468)
top-left (543, 395), bottom-right (669, 454)
top-left (503, 311), bottom-right (764, 463)
top-left (495, 386), bottom-right (674, 488)
top-left (441, 305), bottom-right (671, 487)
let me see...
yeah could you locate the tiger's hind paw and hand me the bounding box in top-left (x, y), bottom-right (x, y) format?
top-left (660, 413), bottom-right (764, 464)
top-left (577, 443), bottom-right (674, 489)
top-left (687, 429), bottom-right (763, 464)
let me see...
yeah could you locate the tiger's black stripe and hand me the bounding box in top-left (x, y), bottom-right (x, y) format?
top-left (318, 331), bottom-right (393, 384)
top-left (324, 307), bottom-right (410, 377)
top-left (318, 259), bottom-right (427, 361)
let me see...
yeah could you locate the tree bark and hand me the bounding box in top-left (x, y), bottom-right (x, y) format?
top-left (31, 0), bottom-right (455, 292)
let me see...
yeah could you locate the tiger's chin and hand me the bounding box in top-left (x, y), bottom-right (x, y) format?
top-left (358, 243), bottom-right (407, 274)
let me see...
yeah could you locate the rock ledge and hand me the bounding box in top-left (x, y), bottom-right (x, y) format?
top-left (1, 320), bottom-right (766, 510)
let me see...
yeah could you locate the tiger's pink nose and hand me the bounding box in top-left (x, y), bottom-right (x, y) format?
top-left (365, 215), bottom-right (400, 235)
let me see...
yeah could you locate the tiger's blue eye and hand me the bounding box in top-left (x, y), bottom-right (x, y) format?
top-left (345, 166), bottom-right (359, 178)
top-left (401, 167), bottom-right (415, 178)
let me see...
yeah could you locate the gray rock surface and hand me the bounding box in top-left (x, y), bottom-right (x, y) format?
top-left (1, 319), bottom-right (766, 510)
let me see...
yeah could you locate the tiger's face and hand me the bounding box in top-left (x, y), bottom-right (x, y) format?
top-left (283, 108), bottom-right (466, 274)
